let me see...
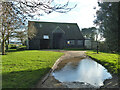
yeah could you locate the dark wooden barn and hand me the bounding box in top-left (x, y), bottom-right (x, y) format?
top-left (28, 21), bottom-right (85, 49)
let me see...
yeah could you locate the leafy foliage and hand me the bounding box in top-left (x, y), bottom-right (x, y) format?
top-left (81, 27), bottom-right (97, 41)
top-left (94, 2), bottom-right (119, 52)
top-left (8, 44), bottom-right (17, 49)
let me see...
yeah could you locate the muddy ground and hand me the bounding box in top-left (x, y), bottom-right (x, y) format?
top-left (35, 50), bottom-right (119, 89)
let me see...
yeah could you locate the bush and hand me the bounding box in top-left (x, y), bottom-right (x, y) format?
top-left (9, 44), bottom-right (17, 49)
top-left (99, 42), bottom-right (109, 53)
top-left (17, 45), bottom-right (27, 50)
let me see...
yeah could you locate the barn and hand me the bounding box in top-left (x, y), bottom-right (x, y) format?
top-left (28, 21), bottom-right (85, 49)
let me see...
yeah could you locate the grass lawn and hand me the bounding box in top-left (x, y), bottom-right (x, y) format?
top-left (86, 51), bottom-right (119, 74)
top-left (2, 50), bottom-right (64, 88)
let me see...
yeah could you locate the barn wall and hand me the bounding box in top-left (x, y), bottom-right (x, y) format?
top-left (29, 38), bottom-right (85, 49)
top-left (29, 39), bottom-right (40, 49)
top-left (65, 39), bottom-right (84, 48)
top-left (85, 40), bottom-right (91, 49)
top-left (52, 33), bottom-right (65, 49)
top-left (28, 21), bottom-right (85, 50)
top-left (91, 41), bottom-right (97, 49)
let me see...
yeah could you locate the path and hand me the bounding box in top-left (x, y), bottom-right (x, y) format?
top-left (36, 50), bottom-right (87, 88)
top-left (35, 50), bottom-right (119, 88)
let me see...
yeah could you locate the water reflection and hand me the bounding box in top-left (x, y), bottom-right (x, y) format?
top-left (52, 58), bottom-right (112, 87)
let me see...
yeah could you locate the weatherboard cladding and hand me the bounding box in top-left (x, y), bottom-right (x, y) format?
top-left (30, 21), bottom-right (84, 40)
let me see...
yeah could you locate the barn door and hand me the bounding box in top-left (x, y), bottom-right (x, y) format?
top-left (53, 33), bottom-right (64, 49)
top-left (40, 39), bottom-right (50, 49)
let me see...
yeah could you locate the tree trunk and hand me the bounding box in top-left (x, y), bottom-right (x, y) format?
top-left (6, 38), bottom-right (10, 50)
top-left (6, 41), bottom-right (8, 51)
top-left (21, 39), bottom-right (24, 46)
top-left (6, 35), bottom-right (10, 50)
top-left (1, 39), bottom-right (5, 55)
top-left (8, 38), bottom-right (9, 45)
top-left (96, 34), bottom-right (99, 54)
top-left (6, 42), bottom-right (8, 51)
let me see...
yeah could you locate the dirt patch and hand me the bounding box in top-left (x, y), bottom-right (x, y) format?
top-left (36, 50), bottom-right (86, 88)
top-left (38, 76), bottom-right (67, 88)
top-left (101, 74), bottom-right (119, 88)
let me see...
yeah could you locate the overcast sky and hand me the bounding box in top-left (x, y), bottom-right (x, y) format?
top-left (38, 0), bottom-right (100, 29)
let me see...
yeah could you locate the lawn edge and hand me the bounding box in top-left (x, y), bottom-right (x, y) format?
top-left (86, 55), bottom-right (119, 88)
top-left (87, 55), bottom-right (116, 75)
top-left (35, 53), bottom-right (65, 88)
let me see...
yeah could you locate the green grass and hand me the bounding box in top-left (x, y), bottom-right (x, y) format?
top-left (2, 50), bottom-right (64, 88)
top-left (86, 51), bottom-right (119, 74)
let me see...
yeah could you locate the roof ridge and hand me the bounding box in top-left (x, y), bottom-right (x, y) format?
top-left (29, 20), bottom-right (77, 25)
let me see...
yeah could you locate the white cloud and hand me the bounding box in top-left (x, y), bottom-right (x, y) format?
top-left (39, 0), bottom-right (99, 28)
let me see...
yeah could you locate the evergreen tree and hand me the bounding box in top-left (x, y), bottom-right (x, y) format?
top-left (94, 2), bottom-right (119, 52)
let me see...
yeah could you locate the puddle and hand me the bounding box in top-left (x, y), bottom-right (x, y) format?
top-left (52, 58), bottom-right (112, 88)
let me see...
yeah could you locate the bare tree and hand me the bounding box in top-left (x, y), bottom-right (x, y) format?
top-left (0, 2), bottom-right (24, 54)
top-left (12, 30), bottom-right (27, 45)
top-left (28, 21), bottom-right (37, 39)
top-left (0, 0), bottom-right (77, 55)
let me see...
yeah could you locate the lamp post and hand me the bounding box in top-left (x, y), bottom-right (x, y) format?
top-left (96, 29), bottom-right (99, 54)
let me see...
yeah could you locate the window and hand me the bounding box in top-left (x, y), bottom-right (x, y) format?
top-left (39, 24), bottom-right (42, 28)
top-left (78, 40), bottom-right (83, 46)
top-left (43, 35), bottom-right (49, 39)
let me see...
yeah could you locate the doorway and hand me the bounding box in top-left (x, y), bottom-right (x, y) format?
top-left (53, 33), bottom-right (64, 49)
top-left (40, 39), bottom-right (50, 49)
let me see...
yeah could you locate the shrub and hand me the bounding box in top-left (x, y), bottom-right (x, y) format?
top-left (17, 46), bottom-right (27, 50)
top-left (9, 44), bottom-right (17, 49)
top-left (99, 42), bottom-right (109, 53)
